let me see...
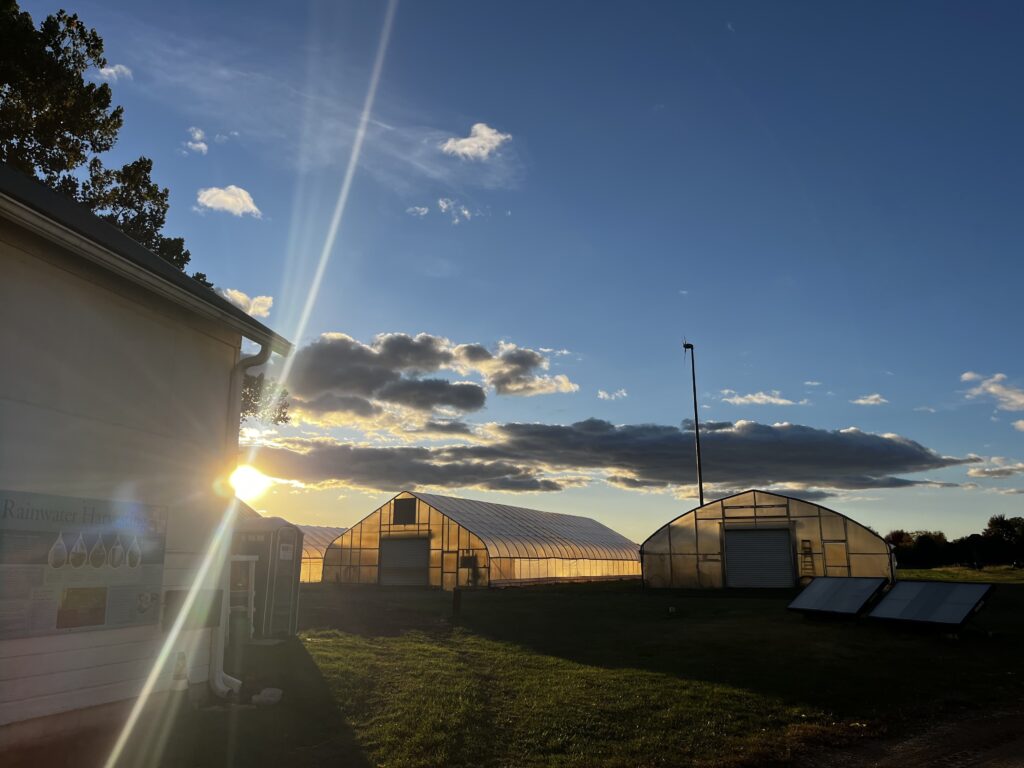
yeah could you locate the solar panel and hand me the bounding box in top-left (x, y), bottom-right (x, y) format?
top-left (788, 577), bottom-right (888, 615)
top-left (868, 581), bottom-right (993, 626)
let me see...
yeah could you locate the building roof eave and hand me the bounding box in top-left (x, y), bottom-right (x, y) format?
top-left (0, 165), bottom-right (292, 356)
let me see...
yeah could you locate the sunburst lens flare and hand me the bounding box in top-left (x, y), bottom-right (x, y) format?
top-left (230, 464), bottom-right (273, 503)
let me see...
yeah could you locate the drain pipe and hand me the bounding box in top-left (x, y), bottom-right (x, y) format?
top-left (210, 342), bottom-right (273, 698)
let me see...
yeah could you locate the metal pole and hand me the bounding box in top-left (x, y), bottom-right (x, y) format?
top-left (683, 342), bottom-right (704, 506)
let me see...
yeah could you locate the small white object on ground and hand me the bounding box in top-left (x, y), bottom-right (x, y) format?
top-left (251, 687), bottom-right (283, 706)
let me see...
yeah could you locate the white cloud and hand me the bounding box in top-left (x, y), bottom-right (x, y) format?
top-left (804, 381), bottom-right (822, 387)
top-left (218, 288), bottom-right (273, 318)
top-left (195, 185), bottom-right (261, 217)
top-left (184, 126), bottom-right (208, 155)
top-left (539, 348), bottom-right (571, 356)
top-left (964, 373), bottom-right (1024, 411)
top-left (678, 290), bottom-right (689, 296)
top-left (405, 206), bottom-right (429, 217)
top-left (851, 393), bottom-right (888, 406)
top-left (967, 457), bottom-right (1024, 479)
top-left (440, 123), bottom-right (512, 160)
top-left (598, 389), bottom-right (628, 401)
top-left (437, 197), bottom-right (473, 224)
top-left (721, 389), bottom-right (807, 406)
top-left (214, 130), bottom-right (240, 143)
top-left (96, 64), bottom-right (132, 81)
top-left (1014, 420), bottom-right (1024, 432)
top-left (914, 406), bottom-right (937, 413)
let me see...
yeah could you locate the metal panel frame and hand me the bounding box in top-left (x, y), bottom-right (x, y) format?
top-left (867, 580), bottom-right (994, 628)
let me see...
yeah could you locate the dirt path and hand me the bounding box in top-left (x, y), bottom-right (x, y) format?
top-left (801, 710), bottom-right (1024, 768)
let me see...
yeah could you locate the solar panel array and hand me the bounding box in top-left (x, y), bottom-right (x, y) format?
top-left (788, 577), bottom-right (887, 615)
top-left (868, 581), bottom-right (993, 626)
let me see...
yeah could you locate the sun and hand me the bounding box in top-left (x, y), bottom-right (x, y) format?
top-left (230, 464), bottom-right (274, 503)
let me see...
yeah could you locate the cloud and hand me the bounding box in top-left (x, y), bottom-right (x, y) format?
top-left (214, 130), bottom-right (239, 143)
top-left (440, 123), bottom-right (512, 160)
top-left (254, 437), bottom-right (566, 493)
top-left (437, 198), bottom-right (473, 224)
top-left (282, 332), bottom-right (577, 424)
top-left (914, 406), bottom-right (937, 413)
top-left (967, 462), bottom-right (1024, 479)
top-left (452, 341), bottom-right (579, 396)
top-left (721, 390), bottom-right (807, 406)
top-left (598, 389), bottom-right (628, 401)
top-left (96, 64), bottom-right (132, 81)
top-left (963, 373), bottom-right (1024, 411)
top-left (375, 379), bottom-right (487, 413)
top-left (1015, 420), bottom-right (1024, 432)
top-left (405, 206), bottom-right (429, 217)
top-left (184, 126), bottom-right (208, 155)
top-left (218, 288), bottom-right (273, 318)
top-left (195, 185), bottom-right (261, 217)
top-left (251, 418), bottom-right (977, 496)
top-left (851, 393), bottom-right (888, 406)
top-left (804, 381), bottom-right (822, 387)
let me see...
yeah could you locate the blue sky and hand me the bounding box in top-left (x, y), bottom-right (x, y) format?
top-left (26, 0), bottom-right (1024, 541)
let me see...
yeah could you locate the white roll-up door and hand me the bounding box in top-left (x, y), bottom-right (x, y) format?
top-left (724, 529), bottom-right (795, 588)
top-left (379, 539), bottom-right (430, 586)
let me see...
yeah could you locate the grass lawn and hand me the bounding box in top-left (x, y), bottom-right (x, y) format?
top-left (289, 581), bottom-right (1024, 768)
top-left (897, 565), bottom-right (1024, 583)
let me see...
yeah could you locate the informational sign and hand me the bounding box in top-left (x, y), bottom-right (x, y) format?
top-left (0, 490), bottom-right (167, 639)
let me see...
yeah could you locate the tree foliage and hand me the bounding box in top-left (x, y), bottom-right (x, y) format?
top-left (241, 373), bottom-right (290, 426)
top-left (886, 517), bottom-right (1024, 569)
top-left (0, 1), bottom-right (204, 283)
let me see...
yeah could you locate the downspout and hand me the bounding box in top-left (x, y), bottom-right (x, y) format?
top-left (210, 341), bottom-right (273, 698)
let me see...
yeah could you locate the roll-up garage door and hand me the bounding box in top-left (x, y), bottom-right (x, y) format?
top-left (724, 529), bottom-right (795, 588)
top-left (379, 539), bottom-right (430, 586)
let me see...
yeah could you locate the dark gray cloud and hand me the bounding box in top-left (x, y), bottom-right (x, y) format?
top-left (443, 418), bottom-right (975, 490)
top-left (413, 420), bottom-right (475, 436)
top-left (252, 418), bottom-right (977, 496)
top-left (255, 441), bottom-right (563, 492)
top-left (297, 394), bottom-right (382, 418)
top-left (375, 379), bottom-right (486, 412)
top-left (281, 332), bottom-right (578, 422)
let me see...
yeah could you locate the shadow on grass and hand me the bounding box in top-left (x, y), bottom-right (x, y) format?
top-left (300, 581), bottom-right (1024, 723)
top-left (193, 638), bottom-right (371, 768)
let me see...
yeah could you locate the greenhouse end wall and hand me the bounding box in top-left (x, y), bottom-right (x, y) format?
top-left (323, 494), bottom-right (489, 590)
top-left (641, 490), bottom-right (893, 589)
top-left (322, 492), bottom-right (641, 590)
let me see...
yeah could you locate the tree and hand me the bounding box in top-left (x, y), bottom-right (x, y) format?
top-left (0, 1), bottom-right (205, 284)
top-left (240, 373), bottom-right (290, 426)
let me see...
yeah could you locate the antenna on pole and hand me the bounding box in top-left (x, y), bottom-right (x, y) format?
top-left (682, 340), bottom-right (705, 506)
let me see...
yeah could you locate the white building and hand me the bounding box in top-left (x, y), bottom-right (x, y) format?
top-left (0, 166), bottom-right (291, 747)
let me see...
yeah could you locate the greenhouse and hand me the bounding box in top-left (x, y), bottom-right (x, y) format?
top-left (322, 491), bottom-right (641, 589)
top-left (297, 525), bottom-right (347, 583)
top-left (641, 490), bottom-right (893, 589)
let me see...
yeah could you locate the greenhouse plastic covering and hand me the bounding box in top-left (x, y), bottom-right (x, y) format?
top-left (298, 525), bottom-right (346, 582)
top-left (413, 492), bottom-right (639, 562)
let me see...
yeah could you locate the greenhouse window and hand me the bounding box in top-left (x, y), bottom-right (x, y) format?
top-left (393, 498), bottom-right (416, 525)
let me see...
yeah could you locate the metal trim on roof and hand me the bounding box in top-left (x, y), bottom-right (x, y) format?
top-left (410, 492), bottom-right (639, 562)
